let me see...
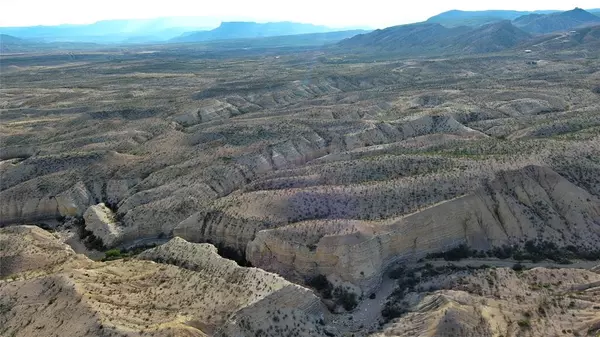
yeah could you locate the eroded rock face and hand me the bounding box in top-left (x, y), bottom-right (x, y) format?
top-left (83, 203), bottom-right (122, 247)
top-left (376, 266), bottom-right (600, 337)
top-left (0, 225), bottom-right (79, 277)
top-left (0, 227), bottom-right (333, 337)
top-left (246, 165), bottom-right (600, 293)
top-left (0, 175), bottom-right (136, 226)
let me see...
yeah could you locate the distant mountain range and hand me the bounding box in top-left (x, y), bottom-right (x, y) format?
top-left (523, 24), bottom-right (600, 51)
top-left (426, 7), bottom-right (600, 29)
top-left (0, 29), bottom-right (369, 53)
top-left (191, 30), bottom-right (369, 49)
top-left (0, 19), bottom-right (362, 45)
top-left (339, 8), bottom-right (600, 54)
top-left (1, 8), bottom-right (599, 51)
top-left (426, 9), bottom-right (559, 27)
top-left (169, 22), bottom-right (339, 43)
top-left (0, 17), bottom-right (220, 43)
top-left (339, 21), bottom-right (531, 54)
top-left (513, 8), bottom-right (600, 34)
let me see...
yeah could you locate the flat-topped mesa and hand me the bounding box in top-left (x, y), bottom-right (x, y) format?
top-left (247, 165), bottom-right (600, 293)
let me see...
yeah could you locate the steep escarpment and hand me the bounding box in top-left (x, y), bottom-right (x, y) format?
top-left (246, 165), bottom-right (600, 292)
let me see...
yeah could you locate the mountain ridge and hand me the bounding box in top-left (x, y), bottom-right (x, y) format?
top-left (427, 8), bottom-right (600, 27)
top-left (514, 7), bottom-right (600, 34)
top-left (338, 20), bottom-right (532, 54)
top-left (339, 9), bottom-right (600, 54)
top-left (171, 21), bottom-right (337, 43)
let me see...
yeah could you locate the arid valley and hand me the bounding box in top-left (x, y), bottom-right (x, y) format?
top-left (1, 7), bottom-right (600, 337)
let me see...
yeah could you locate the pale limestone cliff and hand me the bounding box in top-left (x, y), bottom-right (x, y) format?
top-left (246, 165), bottom-right (600, 292)
top-left (83, 203), bottom-right (122, 247)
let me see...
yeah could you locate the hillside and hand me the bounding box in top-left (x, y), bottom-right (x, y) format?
top-left (426, 8), bottom-right (600, 28)
top-left (376, 263), bottom-right (600, 336)
top-left (0, 17), bottom-right (217, 43)
top-left (1, 34), bottom-right (24, 52)
top-left (338, 23), bottom-right (467, 52)
top-left (338, 21), bottom-right (529, 54)
top-left (426, 9), bottom-right (556, 27)
top-left (2, 14), bottom-right (600, 336)
top-left (171, 21), bottom-right (334, 43)
top-left (523, 25), bottom-right (600, 51)
top-left (514, 8), bottom-right (600, 34)
top-left (0, 33), bottom-right (24, 44)
top-left (452, 20), bottom-right (531, 53)
top-left (181, 30), bottom-right (368, 49)
top-left (0, 226), bottom-right (333, 337)
top-left (3, 226), bottom-right (599, 336)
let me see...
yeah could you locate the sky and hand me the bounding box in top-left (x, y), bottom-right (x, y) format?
top-left (1, 0), bottom-right (598, 28)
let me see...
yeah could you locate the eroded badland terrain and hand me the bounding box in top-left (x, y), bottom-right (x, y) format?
top-left (2, 22), bottom-right (600, 337)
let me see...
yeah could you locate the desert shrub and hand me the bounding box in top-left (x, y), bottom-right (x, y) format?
top-left (512, 263), bottom-right (526, 272)
top-left (306, 274), bottom-right (334, 299)
top-left (426, 244), bottom-right (475, 261)
top-left (103, 249), bottom-right (123, 261)
top-left (0, 300), bottom-right (14, 315)
top-left (517, 319), bottom-right (531, 329)
top-left (306, 274), bottom-right (331, 291)
top-left (389, 265), bottom-right (406, 279)
top-left (381, 306), bottom-right (407, 319)
top-left (333, 287), bottom-right (358, 311)
top-left (514, 241), bottom-right (600, 262)
top-left (85, 234), bottom-right (106, 251)
top-left (490, 245), bottom-right (515, 259)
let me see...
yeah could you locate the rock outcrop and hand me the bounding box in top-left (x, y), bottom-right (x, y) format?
top-left (0, 227), bottom-right (333, 337)
top-left (247, 165), bottom-right (600, 292)
top-left (0, 225), bottom-right (79, 277)
top-left (377, 266), bottom-right (600, 337)
top-left (82, 203), bottom-right (121, 247)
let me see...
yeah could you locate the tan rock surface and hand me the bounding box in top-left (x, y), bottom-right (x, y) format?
top-left (0, 226), bottom-right (332, 337)
top-left (376, 266), bottom-right (600, 337)
top-left (83, 203), bottom-right (122, 247)
top-left (246, 165), bottom-right (600, 292)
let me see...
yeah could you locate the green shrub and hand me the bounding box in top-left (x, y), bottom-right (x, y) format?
top-left (103, 249), bottom-right (123, 261)
top-left (306, 274), bottom-right (331, 292)
top-left (426, 244), bottom-right (475, 261)
top-left (517, 319), bottom-right (531, 329)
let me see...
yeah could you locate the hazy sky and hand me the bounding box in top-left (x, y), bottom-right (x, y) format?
top-left (1, 0), bottom-right (598, 28)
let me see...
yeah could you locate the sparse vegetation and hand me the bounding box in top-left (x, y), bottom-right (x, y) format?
top-left (1, 19), bottom-right (600, 336)
top-left (306, 274), bottom-right (358, 311)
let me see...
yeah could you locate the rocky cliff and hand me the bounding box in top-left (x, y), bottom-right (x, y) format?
top-left (0, 227), bottom-right (333, 337)
top-left (247, 165), bottom-right (600, 292)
